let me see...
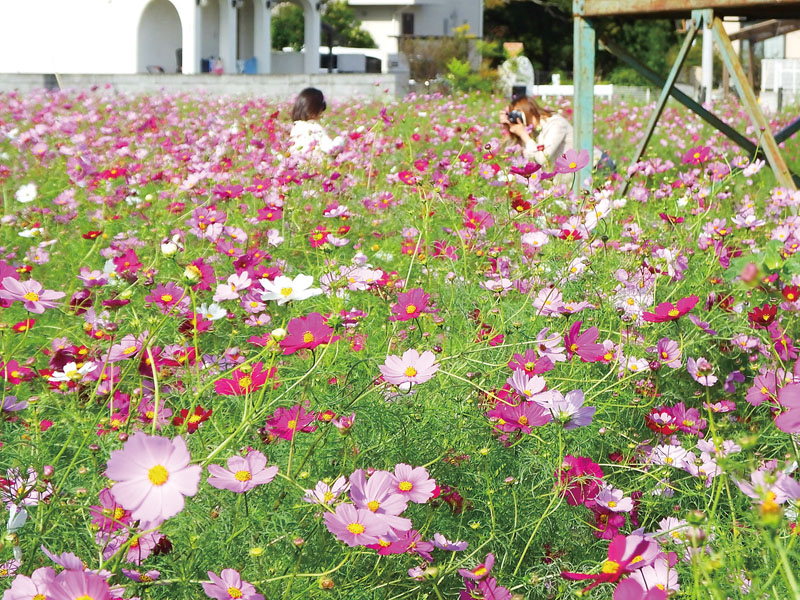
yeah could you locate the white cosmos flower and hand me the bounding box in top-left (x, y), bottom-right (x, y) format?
top-left (15, 183), bottom-right (37, 203)
top-left (197, 302), bottom-right (227, 321)
top-left (48, 361), bottom-right (96, 383)
top-left (260, 274), bottom-right (322, 305)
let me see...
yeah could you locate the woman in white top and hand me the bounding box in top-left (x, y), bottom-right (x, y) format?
top-left (288, 87), bottom-right (343, 161)
top-left (499, 96), bottom-right (609, 174)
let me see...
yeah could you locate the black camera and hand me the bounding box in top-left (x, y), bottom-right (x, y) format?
top-left (507, 110), bottom-right (525, 125)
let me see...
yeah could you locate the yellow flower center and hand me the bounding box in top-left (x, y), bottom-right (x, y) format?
top-left (399, 481), bottom-right (413, 491)
top-left (33, 595), bottom-right (47, 600)
top-left (24, 291), bottom-right (40, 302)
top-left (608, 500), bottom-right (617, 508)
top-left (238, 376), bottom-right (252, 390)
top-left (405, 304), bottom-right (417, 314)
top-left (568, 161), bottom-right (576, 169)
top-left (631, 555), bottom-right (643, 563)
top-left (114, 507), bottom-right (126, 520)
top-left (235, 470), bottom-right (252, 482)
top-left (287, 419), bottom-right (297, 429)
top-left (347, 522), bottom-right (365, 534)
top-left (280, 287), bottom-right (293, 297)
top-left (303, 331), bottom-right (315, 343)
top-left (323, 491), bottom-right (334, 502)
top-left (227, 587), bottom-right (243, 598)
top-left (668, 308), bottom-right (680, 317)
top-left (161, 294), bottom-right (173, 303)
top-left (188, 414), bottom-right (203, 423)
top-left (139, 575), bottom-right (152, 582)
top-left (518, 415), bottom-right (528, 425)
top-left (367, 500), bottom-right (380, 512)
top-left (664, 456), bottom-right (673, 464)
top-left (148, 464), bottom-right (169, 486)
top-left (473, 566), bottom-right (487, 577)
top-left (123, 345), bottom-right (137, 355)
top-left (404, 366), bottom-right (417, 377)
top-left (601, 560), bottom-right (620, 574)
top-left (76, 596), bottom-right (94, 600)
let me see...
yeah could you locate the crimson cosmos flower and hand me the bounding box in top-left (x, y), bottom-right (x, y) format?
top-left (561, 534), bottom-right (659, 592)
top-left (747, 303), bottom-right (778, 328)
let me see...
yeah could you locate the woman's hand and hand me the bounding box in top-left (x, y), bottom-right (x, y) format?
top-left (499, 110), bottom-right (511, 126)
top-left (508, 122), bottom-right (530, 141)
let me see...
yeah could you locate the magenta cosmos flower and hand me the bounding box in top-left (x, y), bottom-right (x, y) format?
top-left (280, 312), bottom-right (340, 355)
top-left (557, 455), bottom-right (604, 506)
top-left (642, 295), bottom-right (699, 323)
top-left (323, 502), bottom-right (390, 547)
top-left (562, 534), bottom-right (659, 592)
top-left (105, 433), bottom-right (201, 523)
top-left (687, 357), bottom-right (717, 387)
top-left (214, 362), bottom-right (276, 396)
top-left (389, 288), bottom-right (436, 321)
top-left (775, 383), bottom-right (800, 433)
top-left (379, 349), bottom-right (439, 387)
top-left (202, 568), bottom-right (264, 600)
top-left (207, 451), bottom-right (279, 493)
top-left (564, 321), bottom-right (605, 362)
top-left (391, 463), bottom-right (436, 503)
top-left (50, 570), bottom-right (111, 600)
top-left (263, 404), bottom-right (318, 441)
top-left (0, 277), bottom-right (65, 314)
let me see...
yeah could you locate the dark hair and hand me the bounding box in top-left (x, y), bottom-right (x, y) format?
top-left (291, 87), bottom-right (327, 121)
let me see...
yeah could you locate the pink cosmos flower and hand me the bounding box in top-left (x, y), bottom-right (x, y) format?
top-left (656, 337), bottom-right (681, 368)
top-left (745, 372), bottom-right (777, 406)
top-left (594, 485), bottom-right (634, 513)
top-left (280, 312), bottom-right (340, 355)
top-left (349, 469), bottom-right (412, 531)
top-left (390, 463), bottom-right (436, 503)
top-left (614, 578), bottom-right (667, 600)
top-left (554, 149), bottom-right (590, 174)
top-left (507, 349), bottom-right (555, 375)
top-left (775, 383), bottom-right (800, 433)
top-left (562, 534), bottom-right (659, 592)
top-left (642, 295), bottom-right (699, 323)
top-left (564, 321), bottom-right (605, 362)
top-left (263, 404), bottom-right (318, 441)
top-left (202, 569), bottom-right (264, 600)
top-left (207, 451), bottom-right (278, 493)
top-left (379, 349), bottom-right (439, 387)
top-left (458, 552), bottom-right (495, 580)
top-left (687, 357), bottom-right (717, 387)
top-left (2, 567), bottom-right (55, 600)
top-left (89, 487), bottom-right (131, 534)
top-left (303, 476), bottom-right (350, 505)
top-left (50, 570), bottom-right (111, 600)
top-left (105, 433), bottom-right (201, 523)
top-left (487, 400), bottom-right (551, 434)
top-left (0, 277), bottom-right (65, 314)
top-left (389, 288), bottom-right (436, 321)
top-left (537, 389), bottom-right (595, 429)
top-left (323, 502), bottom-right (390, 546)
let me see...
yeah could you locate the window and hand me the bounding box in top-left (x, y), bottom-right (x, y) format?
top-left (401, 13), bottom-right (414, 36)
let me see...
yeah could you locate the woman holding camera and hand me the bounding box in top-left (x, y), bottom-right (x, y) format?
top-left (499, 96), bottom-right (573, 168)
top-left (499, 96), bottom-right (612, 174)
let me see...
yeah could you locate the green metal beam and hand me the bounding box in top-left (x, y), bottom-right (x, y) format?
top-left (776, 117), bottom-right (800, 145)
top-left (573, 14), bottom-right (596, 193)
top-left (600, 37), bottom-right (800, 188)
top-left (625, 11), bottom-right (700, 190)
top-left (711, 16), bottom-right (796, 190)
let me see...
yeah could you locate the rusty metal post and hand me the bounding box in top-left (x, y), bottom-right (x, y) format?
top-left (573, 1), bottom-right (595, 193)
top-left (712, 16), bottom-right (796, 190)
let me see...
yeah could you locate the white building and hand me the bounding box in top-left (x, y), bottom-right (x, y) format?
top-left (0, 0), bottom-right (483, 76)
top-left (348, 0), bottom-right (484, 72)
top-left (0, 0), bottom-right (321, 75)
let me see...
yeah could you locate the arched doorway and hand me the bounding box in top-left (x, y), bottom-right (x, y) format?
top-left (137, 0), bottom-right (183, 73)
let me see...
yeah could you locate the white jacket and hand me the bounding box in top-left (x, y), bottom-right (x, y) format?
top-left (522, 114), bottom-right (573, 168)
top-left (289, 120), bottom-right (343, 161)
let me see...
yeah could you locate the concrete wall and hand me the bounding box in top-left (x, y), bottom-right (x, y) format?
top-left (138, 0), bottom-right (183, 73)
top-left (0, 73), bottom-right (409, 99)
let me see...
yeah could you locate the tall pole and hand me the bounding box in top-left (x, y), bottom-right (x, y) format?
top-left (702, 19), bottom-right (713, 104)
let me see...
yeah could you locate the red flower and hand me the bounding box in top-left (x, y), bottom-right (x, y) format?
top-left (12, 319), bottom-right (35, 333)
top-left (783, 285), bottom-right (800, 302)
top-left (642, 295), bottom-right (699, 323)
top-left (747, 303), bottom-right (778, 328)
top-left (658, 213), bottom-right (683, 225)
top-left (172, 406), bottom-right (212, 433)
top-left (82, 230), bottom-right (103, 240)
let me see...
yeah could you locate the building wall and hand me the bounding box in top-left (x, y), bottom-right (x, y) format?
top-left (138, 0), bottom-right (183, 73)
top-left (786, 31), bottom-right (800, 59)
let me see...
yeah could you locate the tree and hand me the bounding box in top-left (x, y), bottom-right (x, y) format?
top-left (483, 0), bottom-right (681, 84)
top-left (271, 1), bottom-right (376, 51)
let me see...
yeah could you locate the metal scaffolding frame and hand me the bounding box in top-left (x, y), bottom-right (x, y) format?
top-left (572, 0), bottom-right (800, 192)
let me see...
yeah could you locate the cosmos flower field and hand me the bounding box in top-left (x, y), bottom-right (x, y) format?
top-left (1, 87), bottom-right (800, 600)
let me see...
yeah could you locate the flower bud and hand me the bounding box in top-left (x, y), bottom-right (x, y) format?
top-left (160, 241), bottom-right (178, 257)
top-left (271, 327), bottom-right (287, 341)
top-left (42, 465), bottom-right (54, 478)
top-left (319, 576), bottom-right (334, 590)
